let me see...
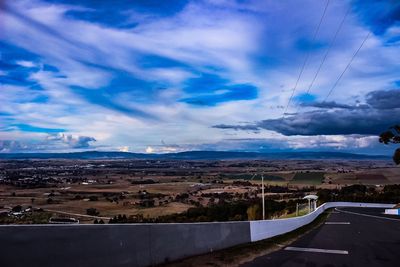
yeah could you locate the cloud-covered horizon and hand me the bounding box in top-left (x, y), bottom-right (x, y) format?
top-left (0, 0), bottom-right (399, 154)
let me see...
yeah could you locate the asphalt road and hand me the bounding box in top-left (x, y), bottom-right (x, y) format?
top-left (241, 207), bottom-right (400, 267)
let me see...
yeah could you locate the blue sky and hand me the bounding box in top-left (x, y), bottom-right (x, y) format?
top-left (0, 0), bottom-right (399, 154)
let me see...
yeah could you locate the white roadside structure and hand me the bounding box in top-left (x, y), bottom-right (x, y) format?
top-left (303, 194), bottom-right (318, 213)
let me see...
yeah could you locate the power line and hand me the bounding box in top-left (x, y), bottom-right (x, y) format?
top-left (306, 6), bottom-right (351, 98)
top-left (323, 31), bottom-right (371, 102)
top-left (302, 31), bottom-right (371, 133)
top-left (282, 0), bottom-right (330, 117)
top-left (294, 4), bottom-right (351, 114)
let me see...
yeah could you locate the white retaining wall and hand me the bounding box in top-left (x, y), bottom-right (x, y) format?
top-left (250, 202), bottom-right (395, 242)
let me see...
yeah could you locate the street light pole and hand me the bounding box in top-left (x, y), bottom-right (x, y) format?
top-left (262, 174), bottom-right (265, 220)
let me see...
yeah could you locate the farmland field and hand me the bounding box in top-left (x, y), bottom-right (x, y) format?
top-left (290, 172), bottom-right (325, 185)
top-left (229, 173), bottom-right (285, 181)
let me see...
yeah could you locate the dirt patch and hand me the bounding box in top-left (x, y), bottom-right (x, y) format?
top-left (355, 174), bottom-right (387, 181)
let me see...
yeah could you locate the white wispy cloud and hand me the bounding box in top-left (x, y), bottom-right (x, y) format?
top-left (0, 0), bottom-right (399, 153)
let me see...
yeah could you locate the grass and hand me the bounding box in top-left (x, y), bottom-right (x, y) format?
top-left (160, 210), bottom-right (331, 267)
top-left (290, 172), bottom-right (325, 185)
top-left (278, 208), bottom-right (309, 219)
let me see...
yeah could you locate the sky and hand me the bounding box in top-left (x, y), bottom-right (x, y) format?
top-left (0, 0), bottom-right (399, 154)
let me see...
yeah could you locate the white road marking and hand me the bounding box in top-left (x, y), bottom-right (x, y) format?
top-left (325, 222), bottom-right (350, 225)
top-left (335, 208), bottom-right (400, 222)
top-left (284, 247), bottom-right (349, 255)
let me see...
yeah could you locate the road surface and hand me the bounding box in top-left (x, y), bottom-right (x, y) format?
top-left (241, 207), bottom-right (400, 267)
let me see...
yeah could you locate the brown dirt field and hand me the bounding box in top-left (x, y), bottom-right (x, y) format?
top-left (39, 201), bottom-right (193, 218)
top-left (328, 168), bottom-right (400, 185)
top-left (355, 174), bottom-right (387, 180)
top-left (200, 186), bottom-right (249, 194)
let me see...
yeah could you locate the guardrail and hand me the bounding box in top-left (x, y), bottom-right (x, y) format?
top-left (0, 202), bottom-right (395, 267)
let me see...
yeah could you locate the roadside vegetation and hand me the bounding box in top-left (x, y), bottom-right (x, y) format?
top-left (380, 124), bottom-right (400, 164)
top-left (317, 184), bottom-right (400, 204)
top-left (109, 184), bottom-right (400, 224)
top-left (0, 208), bottom-right (52, 224)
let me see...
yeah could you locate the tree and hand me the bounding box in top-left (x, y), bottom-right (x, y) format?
top-left (86, 208), bottom-right (99, 216)
top-left (379, 125), bottom-right (400, 164)
top-left (89, 196), bottom-right (99, 201)
top-left (12, 205), bottom-right (22, 212)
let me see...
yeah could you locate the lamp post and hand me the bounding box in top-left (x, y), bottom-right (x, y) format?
top-left (262, 174), bottom-right (265, 220)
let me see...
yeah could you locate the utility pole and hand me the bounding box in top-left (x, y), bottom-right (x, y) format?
top-left (262, 174), bottom-right (265, 220)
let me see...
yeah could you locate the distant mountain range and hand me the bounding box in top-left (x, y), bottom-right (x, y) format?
top-left (0, 151), bottom-right (391, 160)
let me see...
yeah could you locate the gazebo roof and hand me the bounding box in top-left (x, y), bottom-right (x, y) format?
top-left (303, 194), bottom-right (318, 200)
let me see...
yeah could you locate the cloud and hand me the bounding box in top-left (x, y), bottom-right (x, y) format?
top-left (141, 134), bottom-right (390, 155)
top-left (47, 133), bottom-right (96, 148)
top-left (145, 146), bottom-right (154, 153)
top-left (0, 132), bottom-right (96, 152)
top-left (1, 0), bottom-right (400, 154)
top-left (214, 89), bottom-right (400, 136)
top-left (0, 140), bottom-right (29, 153)
top-left (256, 108), bottom-right (400, 136)
top-left (301, 101), bottom-right (355, 109)
top-left (118, 146), bottom-right (129, 152)
top-left (15, 60), bottom-right (36, 68)
top-left (212, 124), bottom-right (259, 131)
top-left (366, 89), bottom-right (400, 109)
top-left (352, 0), bottom-right (400, 35)
top-left (144, 142), bottom-right (182, 153)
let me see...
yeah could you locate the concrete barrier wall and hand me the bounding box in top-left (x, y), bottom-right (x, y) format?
top-left (149, 221), bottom-right (250, 265)
top-left (385, 208), bottom-right (400, 215)
top-left (0, 202), bottom-right (395, 267)
top-left (0, 221), bottom-right (250, 267)
top-left (249, 202), bottom-right (395, 242)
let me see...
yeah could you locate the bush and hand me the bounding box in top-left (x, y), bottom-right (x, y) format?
top-left (89, 196), bottom-right (99, 201)
top-left (86, 208), bottom-right (99, 216)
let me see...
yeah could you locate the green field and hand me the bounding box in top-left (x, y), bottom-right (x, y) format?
top-left (290, 172), bottom-right (325, 185)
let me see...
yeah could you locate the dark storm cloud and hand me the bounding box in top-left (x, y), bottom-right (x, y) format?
top-left (213, 89), bottom-right (400, 136)
top-left (366, 89), bottom-right (400, 109)
top-left (301, 101), bottom-right (355, 109)
top-left (256, 108), bottom-right (400, 136)
top-left (212, 124), bottom-right (259, 131)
